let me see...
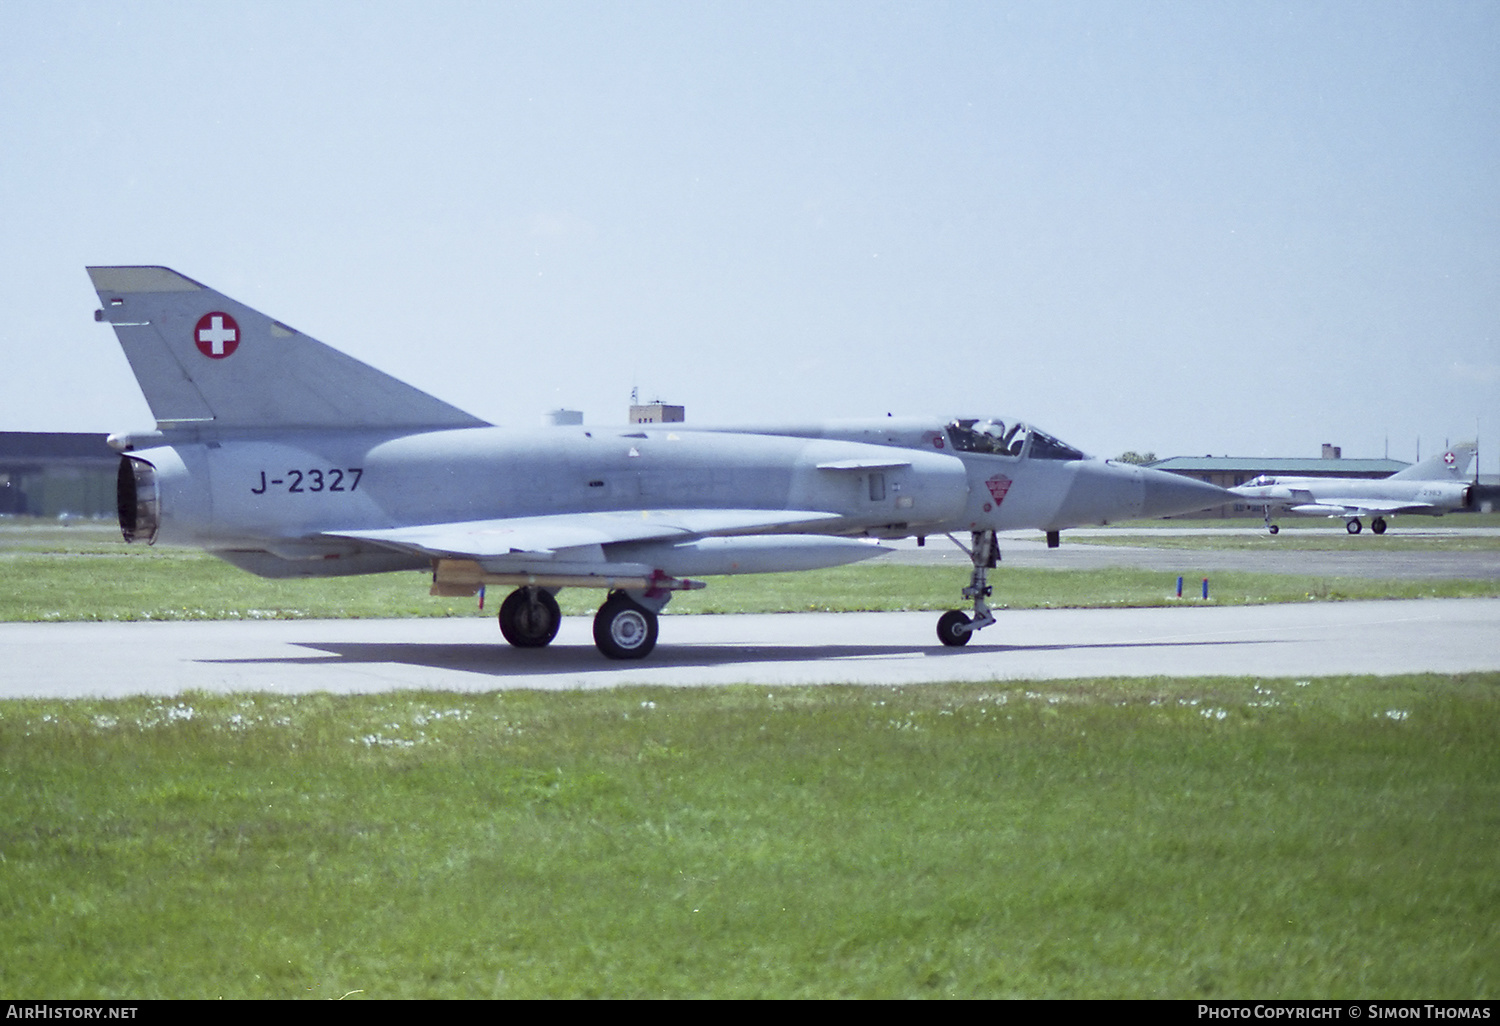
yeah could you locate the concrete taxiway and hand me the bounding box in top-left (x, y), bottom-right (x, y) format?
top-left (4, 598), bottom-right (1497, 698)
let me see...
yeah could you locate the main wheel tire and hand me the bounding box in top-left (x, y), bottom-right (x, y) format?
top-left (593, 593), bottom-right (658, 660)
top-left (937, 609), bottom-right (973, 647)
top-left (1372, 518), bottom-right (1387, 535)
top-left (1347, 519), bottom-right (1362, 535)
top-left (498, 587), bottom-right (561, 648)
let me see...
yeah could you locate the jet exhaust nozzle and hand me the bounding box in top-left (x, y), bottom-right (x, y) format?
top-left (117, 456), bottom-right (160, 545)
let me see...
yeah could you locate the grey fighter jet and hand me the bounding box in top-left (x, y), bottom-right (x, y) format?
top-left (1232, 445), bottom-right (1478, 535)
top-left (90, 266), bottom-right (1229, 658)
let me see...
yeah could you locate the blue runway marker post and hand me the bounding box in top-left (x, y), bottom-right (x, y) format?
top-left (1202, 578), bottom-right (1209, 600)
top-left (1177, 576), bottom-right (1184, 598)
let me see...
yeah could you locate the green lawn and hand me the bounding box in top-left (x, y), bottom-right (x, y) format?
top-left (2, 545), bottom-right (1497, 623)
top-left (1074, 529), bottom-right (1500, 552)
top-left (1, 676), bottom-right (1495, 998)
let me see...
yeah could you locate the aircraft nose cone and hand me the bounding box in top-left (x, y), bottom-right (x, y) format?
top-left (1138, 466), bottom-right (1233, 519)
top-left (1050, 461), bottom-right (1234, 528)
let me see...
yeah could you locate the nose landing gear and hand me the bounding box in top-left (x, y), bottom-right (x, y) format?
top-left (937, 530), bottom-right (999, 647)
top-left (1261, 506), bottom-right (1280, 535)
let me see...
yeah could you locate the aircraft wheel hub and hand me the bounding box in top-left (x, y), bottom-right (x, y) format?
top-left (609, 609), bottom-right (649, 648)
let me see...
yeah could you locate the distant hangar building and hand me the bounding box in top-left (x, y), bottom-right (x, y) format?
top-left (0, 432), bottom-right (117, 518)
top-left (1148, 445), bottom-right (1412, 519)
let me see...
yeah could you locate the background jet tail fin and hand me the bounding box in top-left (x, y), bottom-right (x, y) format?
top-left (1387, 442), bottom-right (1477, 481)
top-left (88, 266), bottom-right (490, 431)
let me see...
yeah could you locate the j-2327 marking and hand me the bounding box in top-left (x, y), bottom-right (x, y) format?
top-left (250, 468), bottom-right (363, 495)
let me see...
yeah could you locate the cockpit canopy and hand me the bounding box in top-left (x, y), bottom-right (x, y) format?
top-left (945, 419), bottom-right (1087, 461)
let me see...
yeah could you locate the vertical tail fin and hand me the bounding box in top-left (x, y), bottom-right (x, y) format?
top-left (89, 266), bottom-right (489, 431)
top-left (1387, 442), bottom-right (1477, 480)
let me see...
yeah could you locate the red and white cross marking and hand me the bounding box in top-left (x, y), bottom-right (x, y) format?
top-left (194, 312), bottom-right (240, 359)
top-left (1444, 451), bottom-right (1457, 467)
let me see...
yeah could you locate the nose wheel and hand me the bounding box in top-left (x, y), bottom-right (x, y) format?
top-left (937, 609), bottom-right (975, 646)
top-left (937, 530), bottom-right (999, 647)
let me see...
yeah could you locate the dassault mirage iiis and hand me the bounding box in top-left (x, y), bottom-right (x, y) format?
top-left (90, 266), bottom-right (1229, 659)
top-left (1232, 444), bottom-right (1478, 535)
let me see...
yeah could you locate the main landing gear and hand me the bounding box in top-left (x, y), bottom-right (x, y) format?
top-left (937, 530), bottom-right (999, 647)
top-left (1263, 509), bottom-right (1387, 535)
top-left (497, 587), bottom-right (562, 648)
top-left (495, 585), bottom-right (666, 660)
top-left (592, 591), bottom-right (660, 660)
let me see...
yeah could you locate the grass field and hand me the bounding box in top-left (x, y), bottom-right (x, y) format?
top-left (2, 675), bottom-right (1496, 998)
top-left (2, 517), bottom-right (1496, 998)
top-left (2, 518), bottom-right (1498, 622)
top-left (1114, 513), bottom-right (1500, 533)
top-left (1077, 517), bottom-right (1500, 552)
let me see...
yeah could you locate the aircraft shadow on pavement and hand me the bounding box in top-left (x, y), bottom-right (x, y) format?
top-left (198, 636), bottom-right (1275, 678)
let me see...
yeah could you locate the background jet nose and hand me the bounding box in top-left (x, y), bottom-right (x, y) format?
top-left (1138, 467), bottom-right (1233, 519)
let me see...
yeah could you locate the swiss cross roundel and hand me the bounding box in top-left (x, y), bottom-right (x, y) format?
top-left (194, 312), bottom-right (240, 359)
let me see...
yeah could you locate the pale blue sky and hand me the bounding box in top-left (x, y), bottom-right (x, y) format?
top-left (2, 0), bottom-right (1496, 466)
